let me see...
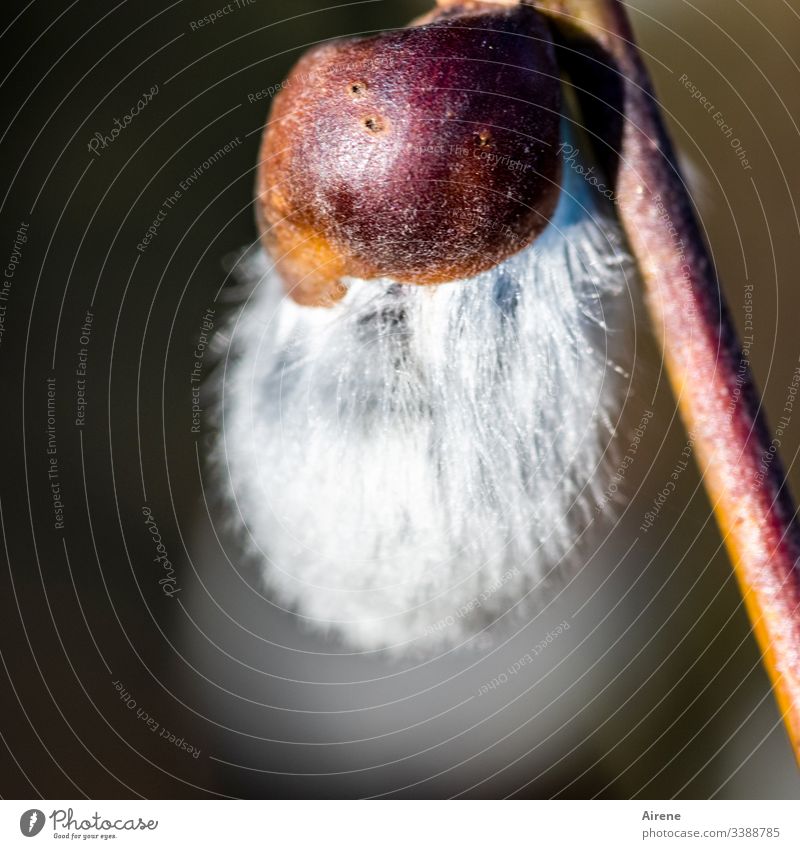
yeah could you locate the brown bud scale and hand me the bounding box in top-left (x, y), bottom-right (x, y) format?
top-left (257, 3), bottom-right (562, 305)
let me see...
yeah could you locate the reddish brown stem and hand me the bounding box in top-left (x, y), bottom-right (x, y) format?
top-left (527, 0), bottom-right (800, 758)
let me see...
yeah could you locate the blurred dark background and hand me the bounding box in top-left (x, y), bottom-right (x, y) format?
top-left (1, 0), bottom-right (799, 798)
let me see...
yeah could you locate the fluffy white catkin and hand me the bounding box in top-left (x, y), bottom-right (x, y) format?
top-left (212, 142), bottom-right (635, 654)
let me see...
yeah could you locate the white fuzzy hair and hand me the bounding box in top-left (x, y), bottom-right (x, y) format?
top-left (212, 145), bottom-right (634, 654)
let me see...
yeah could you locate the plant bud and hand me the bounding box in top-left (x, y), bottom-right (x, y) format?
top-left (256, 3), bottom-right (562, 305)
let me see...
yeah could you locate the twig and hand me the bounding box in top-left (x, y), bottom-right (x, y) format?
top-left (437, 0), bottom-right (800, 759)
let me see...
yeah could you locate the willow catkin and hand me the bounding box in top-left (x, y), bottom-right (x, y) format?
top-left (213, 142), bottom-right (634, 653)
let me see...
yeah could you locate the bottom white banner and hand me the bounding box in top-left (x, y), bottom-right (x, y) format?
top-left (1, 799), bottom-right (798, 848)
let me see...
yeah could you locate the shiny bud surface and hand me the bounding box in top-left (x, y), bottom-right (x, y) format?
top-left (257, 3), bottom-right (562, 305)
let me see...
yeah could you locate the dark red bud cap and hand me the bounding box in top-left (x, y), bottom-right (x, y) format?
top-left (257, 3), bottom-right (562, 305)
